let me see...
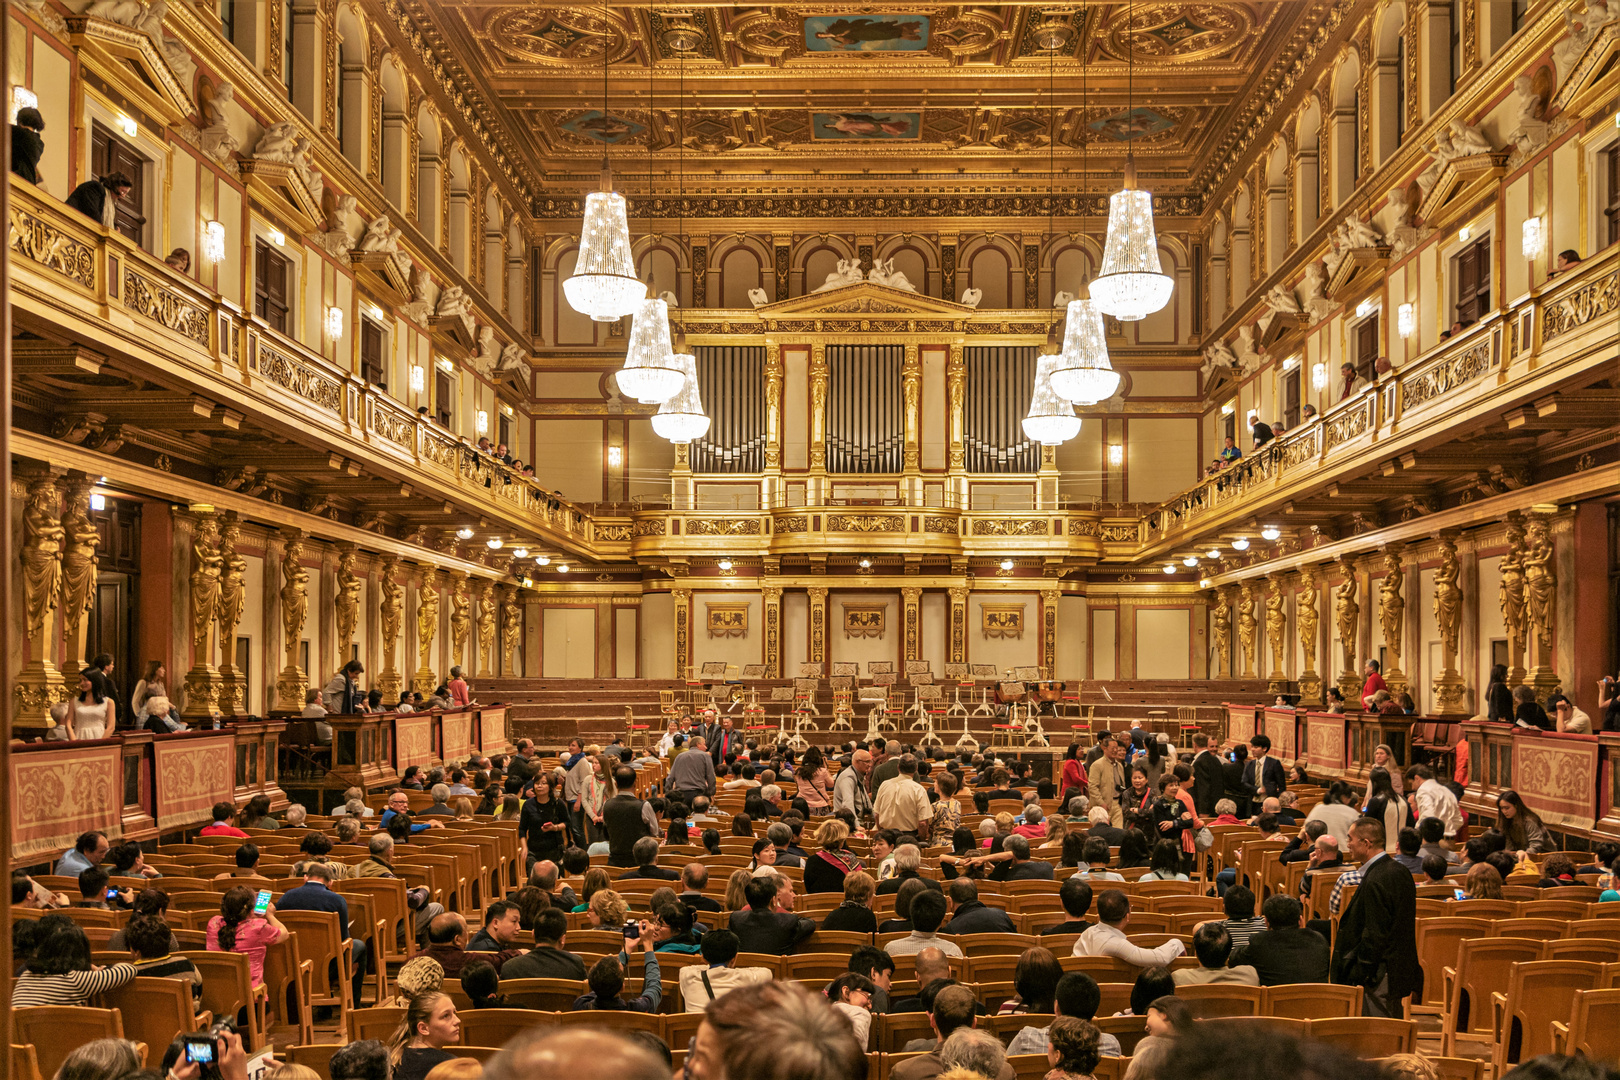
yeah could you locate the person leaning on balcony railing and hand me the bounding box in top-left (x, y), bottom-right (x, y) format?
top-left (1250, 416), bottom-right (1274, 451)
top-left (1338, 362), bottom-right (1369, 403)
top-left (1549, 249), bottom-right (1582, 278)
top-left (65, 170), bottom-right (132, 230)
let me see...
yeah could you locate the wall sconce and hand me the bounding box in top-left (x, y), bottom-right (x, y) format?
top-left (521, 577), bottom-right (534, 588)
top-left (1397, 303), bottom-right (1416, 338)
top-left (456, 526), bottom-right (475, 540)
top-left (1183, 556), bottom-right (1198, 567)
top-left (1282, 355), bottom-right (1299, 371)
top-left (203, 220), bottom-right (226, 264)
top-left (115, 113), bottom-right (137, 137)
top-left (1220, 402), bottom-right (1235, 416)
top-left (10, 87), bottom-right (37, 124)
top-left (1162, 564), bottom-right (1176, 574)
top-left (999, 559), bottom-right (1014, 570)
top-left (718, 559), bottom-right (733, 571)
top-left (1246, 408), bottom-right (1258, 424)
top-left (436, 357), bottom-right (454, 373)
top-left (1107, 443), bottom-right (1123, 467)
top-left (556, 564), bottom-right (571, 574)
top-left (1311, 363), bottom-right (1327, 391)
top-left (265, 228), bottom-right (285, 247)
top-left (475, 410), bottom-right (489, 436)
top-left (324, 306), bottom-right (343, 339)
top-left (607, 445), bottom-right (623, 467)
top-left (367, 303), bottom-right (386, 321)
top-left (1355, 298), bottom-right (1375, 319)
top-left (90, 492), bottom-right (106, 512)
top-left (486, 537), bottom-right (503, 550)
top-left (1231, 537), bottom-right (1250, 550)
top-left (1521, 216), bottom-right (1544, 260)
top-left (1459, 225), bottom-right (1472, 243)
top-left (512, 546), bottom-right (530, 559)
top-left (409, 365), bottom-right (425, 393)
top-left (535, 555), bottom-right (551, 566)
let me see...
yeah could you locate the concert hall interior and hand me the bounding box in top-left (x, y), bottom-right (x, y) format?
top-left (3, 0), bottom-right (1620, 1078)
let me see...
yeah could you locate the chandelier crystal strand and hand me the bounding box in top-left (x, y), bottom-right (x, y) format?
top-left (1022, 350), bottom-right (1082, 445)
top-left (652, 339), bottom-right (710, 442)
top-left (618, 297), bottom-right (685, 403)
top-left (1051, 291), bottom-right (1120, 405)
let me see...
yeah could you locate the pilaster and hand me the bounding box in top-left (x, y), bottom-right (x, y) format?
top-left (274, 529), bottom-right (310, 712)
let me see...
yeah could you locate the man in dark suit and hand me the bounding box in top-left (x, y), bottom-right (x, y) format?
top-left (708, 715), bottom-right (742, 764)
top-left (943, 879), bottom-right (1017, 934)
top-left (276, 864), bottom-right (367, 1006)
top-left (500, 908), bottom-right (587, 981)
top-left (1242, 735), bottom-right (1286, 807)
top-left (1231, 894), bottom-right (1329, 985)
top-left (617, 837), bottom-right (681, 881)
top-left (999, 836), bottom-right (1056, 881)
top-left (1223, 745), bottom-right (1251, 817)
top-left (1190, 733), bottom-right (1226, 817)
top-left (1331, 816), bottom-right (1420, 1017)
top-left (677, 863), bottom-right (724, 913)
top-left (727, 873), bottom-right (815, 955)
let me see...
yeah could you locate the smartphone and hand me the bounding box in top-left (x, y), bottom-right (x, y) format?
top-left (182, 1037), bottom-right (216, 1065)
top-left (106, 887), bottom-right (120, 901)
top-left (252, 889), bottom-right (271, 915)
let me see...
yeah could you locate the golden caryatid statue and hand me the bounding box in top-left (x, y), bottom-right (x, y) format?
top-left (1236, 581), bottom-right (1257, 677)
top-left (57, 476), bottom-right (101, 665)
top-left (22, 477), bottom-right (64, 644)
top-left (1431, 535), bottom-right (1467, 714)
top-left (335, 546), bottom-right (361, 666)
top-left (1264, 582), bottom-right (1287, 682)
top-left (1499, 515), bottom-right (1528, 681)
top-left (415, 569), bottom-right (440, 690)
top-left (377, 555), bottom-right (404, 700)
top-left (1524, 515), bottom-right (1558, 691)
top-left (449, 571), bottom-right (472, 669)
top-left (1378, 549), bottom-right (1407, 695)
top-left (1334, 560), bottom-right (1360, 699)
top-left (500, 590), bottom-right (523, 674)
top-left (216, 512), bottom-right (247, 713)
top-left (189, 514), bottom-right (223, 667)
top-left (275, 531), bottom-right (310, 712)
top-left (476, 579), bottom-right (498, 677)
top-left (1297, 568), bottom-right (1322, 704)
top-left (1210, 588), bottom-right (1232, 678)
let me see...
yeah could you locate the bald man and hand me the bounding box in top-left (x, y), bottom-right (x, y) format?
top-left (484, 1029), bottom-right (669, 1080)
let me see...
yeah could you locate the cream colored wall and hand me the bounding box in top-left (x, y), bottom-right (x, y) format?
top-left (921, 347), bottom-right (948, 470)
top-left (614, 606), bottom-right (638, 678)
top-left (783, 347), bottom-right (810, 471)
top-left (1092, 608), bottom-right (1117, 680)
top-left (1055, 596), bottom-right (1087, 681)
top-left (542, 607), bottom-right (597, 677)
top-left (641, 593), bottom-right (675, 679)
top-left (692, 591), bottom-right (764, 672)
top-left (966, 592), bottom-right (1039, 672)
top-left (1126, 418), bottom-right (1199, 504)
top-left (1417, 565), bottom-right (1439, 714)
top-left (240, 550), bottom-right (267, 714)
top-left (627, 419), bottom-right (676, 504)
top-left (921, 592), bottom-right (948, 676)
top-left (1477, 554), bottom-right (1505, 703)
top-left (783, 592), bottom-right (809, 670)
top-left (533, 419), bottom-right (605, 503)
top-left (1136, 607), bottom-right (1192, 680)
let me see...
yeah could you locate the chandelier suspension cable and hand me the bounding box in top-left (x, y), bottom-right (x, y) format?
top-left (653, 12), bottom-right (708, 445)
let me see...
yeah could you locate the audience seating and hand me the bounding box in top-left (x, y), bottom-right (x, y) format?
top-left (1441, 936), bottom-right (1546, 1053)
top-left (181, 950), bottom-right (267, 1050)
top-left (1094, 1014), bottom-right (1150, 1055)
top-left (276, 910), bottom-right (356, 1026)
top-left (100, 977), bottom-right (212, 1066)
top-left (11, 1007), bottom-right (128, 1080)
top-left (11, 1043), bottom-right (45, 1080)
top-left (1261, 983), bottom-right (1362, 1019)
top-left (1488, 959), bottom-right (1606, 1074)
top-left (1176, 984), bottom-right (1262, 1018)
top-left (1306, 1017), bottom-right (1417, 1057)
top-left (1551, 987), bottom-right (1620, 1060)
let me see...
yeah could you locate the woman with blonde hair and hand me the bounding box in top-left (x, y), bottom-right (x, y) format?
top-left (723, 867), bottom-right (753, 912)
top-left (452, 797), bottom-right (474, 819)
top-left (587, 888), bottom-right (628, 933)
top-left (384, 954), bottom-right (445, 1006)
top-left (265, 1065), bottom-right (324, 1080)
top-left (422, 1060), bottom-right (483, 1080)
top-left (387, 990), bottom-right (460, 1080)
top-left (1464, 862), bottom-right (1503, 900)
top-left (822, 870), bottom-right (878, 933)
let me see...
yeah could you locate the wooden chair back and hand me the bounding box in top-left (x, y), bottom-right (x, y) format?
top-left (179, 951), bottom-right (264, 1051)
top-left (1553, 988), bottom-right (1620, 1061)
top-left (10, 1044), bottom-right (45, 1080)
top-left (1093, 1014), bottom-right (1150, 1055)
top-left (11, 1007), bottom-right (124, 1080)
top-left (284, 1044), bottom-right (340, 1080)
top-left (1175, 983), bottom-right (1262, 1018)
top-left (1545, 938), bottom-right (1620, 964)
top-left (1442, 937), bottom-right (1545, 1052)
top-left (1262, 982), bottom-right (1362, 1019)
top-left (346, 1006), bottom-right (405, 1043)
top-left (1491, 960), bottom-right (1604, 1073)
top-left (275, 909), bottom-right (354, 1017)
top-left (874, 1011), bottom-right (937, 1054)
top-left (261, 934), bottom-right (315, 1045)
top-left (1307, 1017), bottom-right (1416, 1057)
top-left (1413, 917), bottom-right (1492, 1010)
top-left (100, 978), bottom-right (210, 1066)
top-left (552, 1009), bottom-right (663, 1035)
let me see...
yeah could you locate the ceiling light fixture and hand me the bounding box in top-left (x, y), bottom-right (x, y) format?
top-left (1091, 0), bottom-right (1173, 322)
top-left (512, 547), bottom-right (529, 559)
top-left (557, 564), bottom-right (571, 574)
top-left (1163, 564), bottom-right (1176, 574)
top-left (618, 297), bottom-right (684, 403)
top-left (718, 559), bottom-right (732, 571)
top-left (1261, 526), bottom-right (1281, 541)
top-left (1183, 556), bottom-right (1198, 567)
top-left (859, 558), bottom-right (872, 568)
top-left (1000, 559), bottom-right (1015, 570)
top-left (1205, 549), bottom-right (1220, 559)
top-left (652, 339), bottom-right (710, 443)
top-left (535, 555), bottom-right (551, 566)
top-left (1521, 216), bottom-right (1544, 260)
top-left (1231, 537), bottom-right (1250, 550)
top-left (564, 42), bottom-right (643, 322)
top-left (203, 220), bottom-right (226, 263)
top-left (410, 365), bottom-right (425, 393)
top-left (1398, 303), bottom-right (1416, 338)
top-left (1023, 350), bottom-right (1082, 444)
top-left (456, 527), bottom-right (474, 540)
top-left (487, 537), bottom-right (504, 550)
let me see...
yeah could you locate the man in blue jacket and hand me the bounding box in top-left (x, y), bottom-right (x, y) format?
top-left (277, 864), bottom-right (368, 1009)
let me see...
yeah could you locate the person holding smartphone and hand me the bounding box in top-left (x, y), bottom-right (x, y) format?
top-left (206, 885), bottom-right (289, 986)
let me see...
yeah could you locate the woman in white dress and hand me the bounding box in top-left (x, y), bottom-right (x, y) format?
top-left (67, 670), bottom-right (112, 740)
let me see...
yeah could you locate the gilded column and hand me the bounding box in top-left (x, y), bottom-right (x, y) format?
top-left (1461, 0), bottom-right (1479, 77)
top-left (1378, 545), bottom-right (1409, 698)
top-left (1042, 587), bottom-right (1060, 677)
top-left (500, 586), bottom-right (524, 676)
top-left (807, 586), bottom-right (828, 667)
top-left (58, 474), bottom-right (100, 675)
top-left (1210, 587), bottom-right (1232, 679)
top-left (216, 512), bottom-right (248, 714)
top-left (183, 509), bottom-right (225, 719)
top-left (477, 578), bottom-right (498, 678)
top-left (949, 586), bottom-right (967, 665)
top-left (448, 570), bottom-right (472, 671)
top-left (903, 587), bottom-right (922, 663)
top-left (1237, 580), bottom-right (1258, 678)
top-left (672, 588), bottom-right (691, 676)
top-left (1431, 533), bottom-right (1468, 714)
top-left (1500, 513), bottom-right (1528, 684)
top-left (764, 341), bottom-right (783, 472)
top-left (1297, 568), bottom-right (1322, 704)
top-left (940, 237), bottom-right (957, 298)
top-left (1334, 557), bottom-right (1361, 702)
top-left (334, 544), bottom-right (360, 673)
top-left (809, 343), bottom-right (828, 471)
top-left (413, 565), bottom-right (440, 694)
top-left (947, 344), bottom-right (966, 473)
top-left (1524, 513), bottom-right (1559, 696)
top-left (377, 555), bottom-right (404, 701)
top-left (1264, 577), bottom-right (1288, 694)
top-left (16, 473), bottom-right (65, 725)
top-left (762, 585), bottom-right (783, 677)
top-left (275, 529), bottom-right (310, 712)
top-left (902, 343), bottom-right (921, 473)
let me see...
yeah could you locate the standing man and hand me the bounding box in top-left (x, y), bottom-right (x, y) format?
top-left (322, 660), bottom-right (365, 714)
top-left (561, 739), bottom-right (591, 844)
top-left (1190, 733), bottom-right (1225, 817)
top-left (1090, 737), bottom-right (1127, 828)
top-left (602, 764), bottom-right (654, 868)
top-left (1330, 817), bottom-right (1419, 1016)
top-left (1360, 660), bottom-right (1387, 711)
top-left (1243, 735), bottom-right (1285, 805)
top-left (833, 748), bottom-right (874, 820)
top-left (667, 735), bottom-right (717, 804)
top-left (709, 715), bottom-right (741, 765)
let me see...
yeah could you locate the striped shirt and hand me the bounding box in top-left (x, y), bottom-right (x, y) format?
top-left (1222, 916), bottom-right (1268, 951)
top-left (12, 963), bottom-right (138, 1008)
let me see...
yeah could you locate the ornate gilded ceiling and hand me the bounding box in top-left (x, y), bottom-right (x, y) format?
top-left (400, 1), bottom-right (1333, 197)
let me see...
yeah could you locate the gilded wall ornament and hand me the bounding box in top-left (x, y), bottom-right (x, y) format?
top-left (981, 603), bottom-right (1025, 640)
top-left (843, 602), bottom-right (885, 639)
top-left (706, 603), bottom-right (749, 639)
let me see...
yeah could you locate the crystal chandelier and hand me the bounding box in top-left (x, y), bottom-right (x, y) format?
top-left (1022, 350), bottom-right (1082, 445)
top-left (652, 336), bottom-right (710, 443)
top-left (1090, 1), bottom-right (1173, 322)
top-left (564, 168), bottom-right (645, 321)
top-left (1051, 291), bottom-right (1120, 404)
top-left (617, 298), bottom-right (685, 403)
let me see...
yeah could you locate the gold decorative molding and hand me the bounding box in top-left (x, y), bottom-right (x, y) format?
top-left (843, 603), bottom-right (886, 639)
top-left (980, 603), bottom-right (1024, 639)
top-left (705, 602), bottom-right (749, 639)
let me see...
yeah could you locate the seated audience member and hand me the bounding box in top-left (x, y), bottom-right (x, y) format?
top-left (891, 984), bottom-right (1016, 1080)
top-left (1075, 834), bottom-right (1125, 881)
top-left (1391, 828), bottom-right (1425, 873)
top-left (889, 950), bottom-right (955, 1014)
top-left (1039, 877), bottom-right (1094, 936)
top-left (822, 870), bottom-right (879, 933)
top-left (678, 928), bottom-right (772, 1012)
top-left (998, 947), bottom-right (1063, 1015)
top-left (880, 877), bottom-right (929, 934)
top-left (125, 913), bottom-right (202, 999)
top-left (1220, 886), bottom-right (1267, 950)
top-left (1000, 835), bottom-right (1056, 881)
top-left (200, 801), bottom-right (250, 838)
top-left (466, 899), bottom-right (527, 968)
top-left (1173, 922), bottom-right (1259, 986)
top-left (944, 879), bottom-right (1017, 934)
top-left (572, 929), bottom-right (662, 1011)
top-left (218, 843), bottom-right (267, 881)
top-left (500, 907), bottom-right (585, 981)
top-left (848, 945), bottom-right (898, 1013)
top-left (675, 863), bottom-right (722, 914)
top-left (12, 920), bottom-right (138, 1006)
top-left (416, 913), bottom-right (477, 977)
top-left (727, 873), bottom-right (815, 955)
top-left (1125, 995), bottom-right (1196, 1080)
top-left (1128, 966), bottom-right (1177, 1015)
top-left (387, 991), bottom-right (461, 1080)
top-left (1007, 971), bottom-right (1122, 1057)
top-left (886, 889), bottom-right (964, 958)
top-left (1044, 1015), bottom-right (1105, 1080)
top-left (619, 836), bottom-right (680, 880)
top-left (1072, 889), bottom-right (1186, 967)
top-left (675, 980), bottom-right (864, 1080)
top-left (278, 862), bottom-right (368, 1004)
top-left (827, 971), bottom-right (877, 1048)
top-left (206, 885), bottom-right (290, 986)
top-left (77, 867), bottom-right (131, 910)
top-left (1230, 894), bottom-right (1329, 985)
top-left (876, 842), bottom-right (934, 895)
top-left (459, 960), bottom-right (506, 1009)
